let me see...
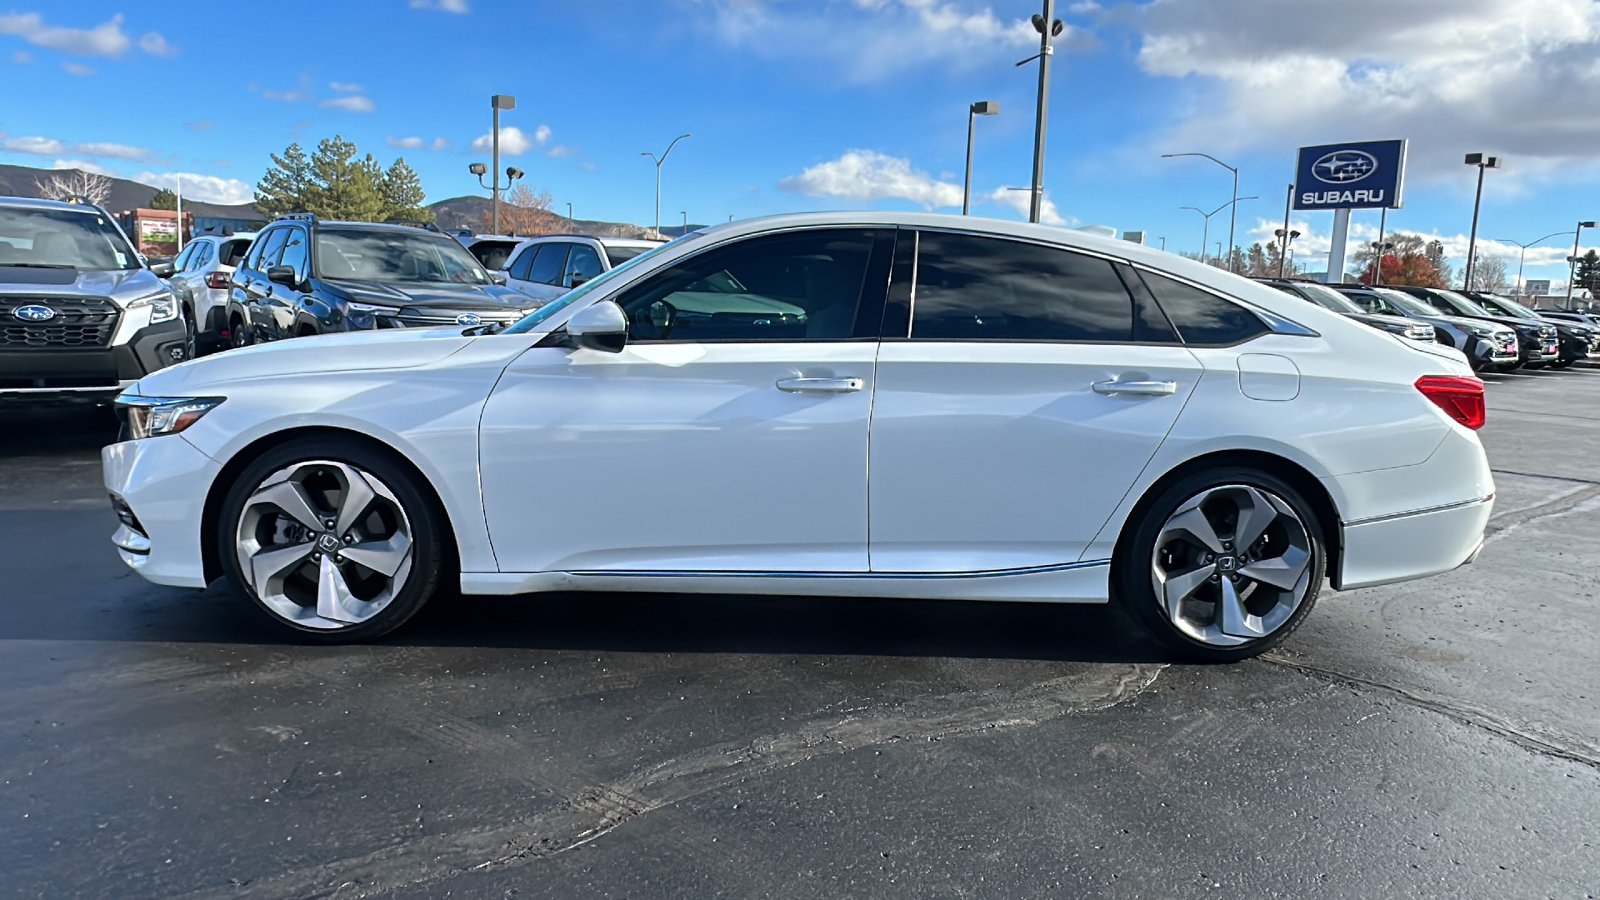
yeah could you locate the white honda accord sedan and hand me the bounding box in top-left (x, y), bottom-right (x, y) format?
top-left (103, 212), bottom-right (1493, 661)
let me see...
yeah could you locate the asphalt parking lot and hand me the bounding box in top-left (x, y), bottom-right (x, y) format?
top-left (2, 368), bottom-right (1598, 899)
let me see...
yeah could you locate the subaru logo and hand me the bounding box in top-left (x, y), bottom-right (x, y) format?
top-left (1311, 151), bottom-right (1378, 184)
top-left (13, 304), bottom-right (57, 322)
top-left (455, 313), bottom-right (483, 326)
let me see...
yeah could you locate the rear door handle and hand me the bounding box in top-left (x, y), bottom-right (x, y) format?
top-left (1092, 379), bottom-right (1178, 396)
top-left (776, 376), bottom-right (865, 393)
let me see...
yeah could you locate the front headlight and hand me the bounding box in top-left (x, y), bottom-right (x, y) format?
top-left (115, 395), bottom-right (224, 440)
top-left (128, 291), bottom-right (178, 324)
top-left (1464, 324), bottom-right (1495, 336)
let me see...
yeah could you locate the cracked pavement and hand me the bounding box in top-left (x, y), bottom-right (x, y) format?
top-left (2, 367), bottom-right (1598, 899)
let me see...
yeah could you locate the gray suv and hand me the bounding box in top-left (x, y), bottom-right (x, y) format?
top-left (0, 196), bottom-right (189, 400)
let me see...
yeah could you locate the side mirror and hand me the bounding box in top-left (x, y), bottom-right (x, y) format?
top-left (565, 299), bottom-right (628, 353)
top-left (489, 271), bottom-right (508, 285)
top-left (149, 260), bottom-right (176, 278)
top-left (266, 265), bottom-right (300, 289)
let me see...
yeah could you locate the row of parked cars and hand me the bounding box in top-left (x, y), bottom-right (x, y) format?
top-left (1256, 278), bottom-right (1599, 374)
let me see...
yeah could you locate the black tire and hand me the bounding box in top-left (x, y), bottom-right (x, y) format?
top-left (229, 313), bottom-right (250, 350)
top-left (1549, 359), bottom-right (1572, 370)
top-left (216, 436), bottom-right (448, 643)
top-left (181, 308), bottom-right (198, 361)
top-left (1114, 466), bottom-right (1325, 663)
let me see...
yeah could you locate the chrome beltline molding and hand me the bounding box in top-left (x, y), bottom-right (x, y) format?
top-left (1344, 494), bottom-right (1494, 527)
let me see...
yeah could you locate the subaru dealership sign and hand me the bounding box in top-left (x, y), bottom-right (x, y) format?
top-left (1293, 139), bottom-right (1407, 211)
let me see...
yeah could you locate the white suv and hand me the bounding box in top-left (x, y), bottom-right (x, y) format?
top-left (501, 235), bottom-right (662, 302)
top-left (166, 232), bottom-right (256, 354)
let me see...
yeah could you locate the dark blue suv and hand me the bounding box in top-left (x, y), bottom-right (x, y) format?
top-left (225, 214), bottom-right (535, 348)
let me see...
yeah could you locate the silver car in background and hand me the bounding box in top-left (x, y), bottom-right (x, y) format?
top-left (165, 232), bottom-right (256, 354)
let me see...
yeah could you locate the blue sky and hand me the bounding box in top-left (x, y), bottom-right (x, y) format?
top-left (2, 0), bottom-right (1598, 286)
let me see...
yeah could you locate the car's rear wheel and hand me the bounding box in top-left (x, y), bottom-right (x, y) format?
top-left (1116, 467), bottom-right (1325, 662)
top-left (228, 314), bottom-right (249, 350)
top-left (217, 438), bottom-right (446, 642)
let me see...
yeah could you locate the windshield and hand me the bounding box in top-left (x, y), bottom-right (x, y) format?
top-left (1292, 282), bottom-right (1365, 314)
top-left (315, 228), bottom-right (493, 284)
top-left (1472, 294), bottom-right (1538, 319)
top-left (502, 238), bottom-right (685, 335)
top-left (0, 206), bottom-right (139, 271)
top-left (1373, 289), bottom-right (1439, 317)
top-left (604, 244), bottom-right (655, 267)
top-left (1426, 289), bottom-right (1495, 317)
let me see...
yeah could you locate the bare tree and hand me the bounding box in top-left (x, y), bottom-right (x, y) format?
top-left (487, 183), bottom-right (564, 236)
top-left (1467, 252), bottom-right (1509, 293)
top-left (34, 169), bottom-right (114, 207)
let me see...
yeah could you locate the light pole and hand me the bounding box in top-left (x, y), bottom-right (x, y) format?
top-left (1158, 236), bottom-right (1166, 251)
top-left (1274, 228), bottom-right (1301, 278)
top-left (1365, 240), bottom-right (1393, 284)
top-left (1016, 3), bottom-right (1062, 224)
top-left (1461, 152), bottom-right (1501, 289)
top-left (1163, 152), bottom-right (1240, 272)
top-left (1180, 196), bottom-right (1256, 267)
top-left (1496, 231), bottom-right (1571, 296)
top-left (486, 95), bottom-right (516, 234)
top-left (469, 163), bottom-right (523, 234)
top-left (681, 211), bottom-right (687, 236)
top-left (642, 133), bottom-right (691, 238)
top-left (566, 202), bottom-right (573, 222)
top-left (1567, 221), bottom-right (1597, 307)
top-left (963, 100), bottom-right (998, 215)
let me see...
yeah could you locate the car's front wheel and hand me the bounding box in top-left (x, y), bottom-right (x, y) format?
top-left (1116, 468), bottom-right (1325, 662)
top-left (217, 438), bottom-right (447, 642)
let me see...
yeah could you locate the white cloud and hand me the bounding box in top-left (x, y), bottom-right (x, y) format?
top-left (987, 187), bottom-right (1071, 226)
top-left (329, 80), bottom-right (362, 92)
top-left (133, 171), bottom-right (254, 206)
top-left (319, 95), bottom-right (375, 112)
top-left (705, 0), bottom-right (1081, 82)
top-left (0, 12), bottom-right (130, 57)
top-left (471, 125), bottom-right (548, 156)
top-left (73, 141), bottom-right (148, 159)
top-left (410, 0), bottom-right (469, 11)
top-left (1129, 0), bottom-right (1600, 180)
top-left (52, 159), bottom-right (116, 177)
top-left (62, 62), bottom-right (94, 76)
top-left (546, 144), bottom-right (574, 158)
top-left (388, 136), bottom-right (425, 149)
top-left (138, 31), bottom-right (177, 57)
top-left (4, 135), bottom-right (68, 155)
top-left (778, 150), bottom-right (963, 208)
top-left (11, 50), bottom-right (30, 63)
top-left (429, 137), bottom-right (451, 151)
top-left (261, 89), bottom-right (310, 103)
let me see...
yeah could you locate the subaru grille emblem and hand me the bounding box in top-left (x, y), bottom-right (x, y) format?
top-left (456, 313), bottom-right (483, 326)
top-left (13, 304), bottom-right (57, 322)
top-left (1311, 150), bottom-right (1378, 184)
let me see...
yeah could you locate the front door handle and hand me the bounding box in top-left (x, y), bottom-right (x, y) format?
top-left (1092, 379), bottom-right (1178, 396)
top-left (776, 376), bottom-right (864, 393)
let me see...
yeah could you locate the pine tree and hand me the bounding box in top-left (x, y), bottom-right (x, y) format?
top-left (380, 158), bottom-right (431, 222)
top-left (149, 188), bottom-right (177, 210)
top-left (1575, 249), bottom-right (1600, 293)
top-left (254, 143), bottom-right (314, 217)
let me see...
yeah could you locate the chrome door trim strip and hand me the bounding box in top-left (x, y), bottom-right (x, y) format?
top-left (1344, 494), bottom-right (1494, 527)
top-left (566, 559), bottom-right (1111, 580)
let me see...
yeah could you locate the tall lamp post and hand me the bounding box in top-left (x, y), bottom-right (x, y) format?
top-left (1274, 227), bottom-right (1301, 277)
top-left (1016, 3), bottom-right (1063, 224)
top-left (482, 95), bottom-right (516, 234)
top-left (681, 211), bottom-right (688, 236)
top-left (1461, 152), bottom-right (1501, 289)
top-left (1163, 152), bottom-right (1240, 272)
top-left (1496, 231), bottom-right (1572, 296)
top-left (642, 133), bottom-right (691, 238)
top-left (469, 163), bottom-right (523, 234)
top-left (1181, 196), bottom-right (1256, 267)
top-left (1567, 220), bottom-right (1597, 307)
top-left (962, 100), bottom-right (998, 215)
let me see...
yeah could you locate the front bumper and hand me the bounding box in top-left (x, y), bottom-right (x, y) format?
top-left (1466, 334), bottom-right (1519, 368)
top-left (1517, 334), bottom-right (1560, 364)
top-left (0, 317), bottom-right (188, 397)
top-left (1338, 495), bottom-right (1494, 590)
top-left (103, 434), bottom-right (220, 588)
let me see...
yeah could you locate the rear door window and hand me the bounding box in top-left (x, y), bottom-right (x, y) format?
top-left (564, 244), bottom-right (603, 287)
top-left (1137, 271), bottom-right (1268, 346)
top-left (526, 243), bottom-right (570, 285)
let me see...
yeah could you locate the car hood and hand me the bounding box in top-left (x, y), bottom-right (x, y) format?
top-left (1348, 312), bottom-right (1418, 329)
top-left (1420, 312), bottom-right (1512, 333)
top-left (0, 267), bottom-right (165, 306)
top-left (131, 327), bottom-right (479, 396)
top-left (1470, 313), bottom-right (1556, 336)
top-left (327, 279), bottom-right (533, 312)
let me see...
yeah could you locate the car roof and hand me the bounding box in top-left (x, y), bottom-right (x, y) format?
top-left (197, 231), bottom-right (257, 241)
top-left (513, 234), bottom-right (664, 249)
top-left (0, 195), bottom-right (109, 214)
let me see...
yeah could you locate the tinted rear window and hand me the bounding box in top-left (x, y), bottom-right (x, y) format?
top-left (1139, 271), bottom-right (1268, 346)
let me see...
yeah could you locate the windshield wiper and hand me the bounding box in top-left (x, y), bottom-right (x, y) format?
top-left (0, 263), bottom-right (76, 269)
top-left (461, 322), bottom-right (506, 336)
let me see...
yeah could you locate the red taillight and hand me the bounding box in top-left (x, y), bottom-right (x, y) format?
top-left (1415, 375), bottom-right (1486, 430)
top-left (206, 272), bottom-right (231, 289)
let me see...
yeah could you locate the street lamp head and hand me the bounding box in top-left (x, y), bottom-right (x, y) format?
top-left (491, 94), bottom-right (515, 110)
top-left (970, 100), bottom-right (998, 116)
top-left (1581, 221), bottom-right (1598, 229)
top-left (506, 166), bottom-right (524, 181)
top-left (468, 162), bottom-right (487, 176)
top-left (1463, 152), bottom-right (1501, 168)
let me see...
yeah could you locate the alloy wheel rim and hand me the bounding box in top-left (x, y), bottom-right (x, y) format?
top-left (1150, 484), bottom-right (1313, 648)
top-left (235, 460), bottom-right (414, 630)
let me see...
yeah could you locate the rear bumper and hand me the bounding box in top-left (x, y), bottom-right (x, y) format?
top-left (1337, 495), bottom-right (1494, 590)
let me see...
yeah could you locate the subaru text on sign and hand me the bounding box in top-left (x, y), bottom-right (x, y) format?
top-left (1294, 140), bottom-right (1408, 211)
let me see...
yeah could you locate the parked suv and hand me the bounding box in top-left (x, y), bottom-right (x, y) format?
top-left (165, 231), bottom-right (255, 354)
top-left (1461, 291), bottom-right (1600, 369)
top-left (501, 235), bottom-right (663, 302)
top-left (1256, 278), bottom-right (1437, 343)
top-left (1332, 284), bottom-right (1519, 372)
top-left (0, 196), bottom-right (189, 399)
top-left (1385, 285), bottom-right (1559, 369)
top-left (225, 215), bottom-right (535, 347)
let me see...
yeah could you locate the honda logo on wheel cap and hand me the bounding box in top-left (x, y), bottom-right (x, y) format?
top-left (13, 305), bottom-right (57, 322)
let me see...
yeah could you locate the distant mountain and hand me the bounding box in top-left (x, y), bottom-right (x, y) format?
top-left (427, 194), bottom-right (693, 239)
top-left (0, 163), bottom-right (259, 218)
